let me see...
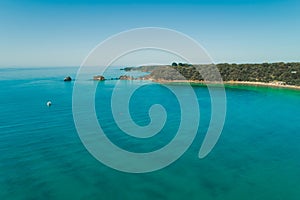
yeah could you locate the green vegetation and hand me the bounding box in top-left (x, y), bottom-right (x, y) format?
top-left (124, 62), bottom-right (300, 86)
top-left (217, 62), bottom-right (300, 85)
top-left (122, 65), bottom-right (159, 72)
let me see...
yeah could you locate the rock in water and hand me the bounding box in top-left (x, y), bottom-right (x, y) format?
top-left (64, 76), bottom-right (72, 81)
top-left (93, 75), bottom-right (105, 81)
top-left (119, 75), bottom-right (133, 80)
top-left (47, 101), bottom-right (52, 107)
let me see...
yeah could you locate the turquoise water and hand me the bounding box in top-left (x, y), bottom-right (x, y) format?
top-left (0, 67), bottom-right (300, 199)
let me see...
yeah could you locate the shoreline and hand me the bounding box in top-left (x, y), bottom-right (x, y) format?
top-left (148, 79), bottom-right (300, 90)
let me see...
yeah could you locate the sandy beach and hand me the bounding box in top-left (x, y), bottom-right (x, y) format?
top-left (150, 79), bottom-right (300, 90)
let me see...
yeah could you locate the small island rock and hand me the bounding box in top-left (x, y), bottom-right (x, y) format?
top-left (119, 75), bottom-right (134, 80)
top-left (93, 75), bottom-right (105, 81)
top-left (64, 76), bottom-right (72, 81)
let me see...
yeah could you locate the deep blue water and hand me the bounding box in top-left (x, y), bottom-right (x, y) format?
top-left (0, 67), bottom-right (300, 199)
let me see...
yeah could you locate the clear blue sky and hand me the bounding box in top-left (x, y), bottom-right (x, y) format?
top-left (0, 0), bottom-right (299, 66)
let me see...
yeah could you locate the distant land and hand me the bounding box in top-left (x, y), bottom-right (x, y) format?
top-left (122, 62), bottom-right (300, 89)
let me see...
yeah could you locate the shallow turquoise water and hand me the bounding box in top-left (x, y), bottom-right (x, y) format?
top-left (0, 67), bottom-right (300, 199)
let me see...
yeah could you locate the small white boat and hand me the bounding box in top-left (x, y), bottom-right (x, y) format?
top-left (47, 101), bottom-right (52, 107)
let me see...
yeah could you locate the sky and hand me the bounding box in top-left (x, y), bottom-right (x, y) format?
top-left (0, 0), bottom-right (299, 67)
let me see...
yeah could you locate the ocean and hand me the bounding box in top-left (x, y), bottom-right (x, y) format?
top-left (0, 67), bottom-right (300, 199)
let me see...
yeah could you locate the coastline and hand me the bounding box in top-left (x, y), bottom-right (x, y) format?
top-left (149, 79), bottom-right (300, 90)
top-left (224, 81), bottom-right (300, 90)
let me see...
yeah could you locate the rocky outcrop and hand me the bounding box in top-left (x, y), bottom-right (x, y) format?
top-left (119, 75), bottom-right (134, 80)
top-left (64, 76), bottom-right (72, 81)
top-left (93, 75), bottom-right (105, 81)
